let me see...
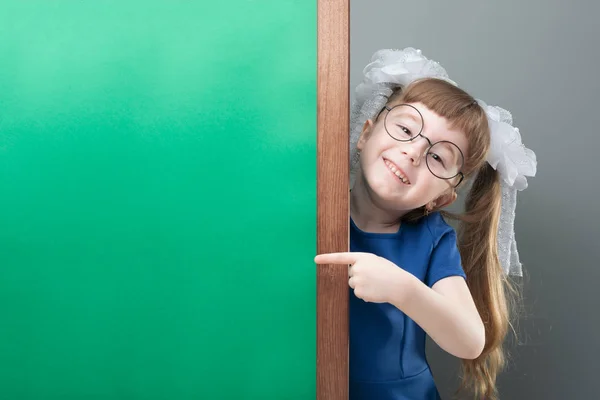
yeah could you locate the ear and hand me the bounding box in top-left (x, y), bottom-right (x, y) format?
top-left (428, 190), bottom-right (457, 211)
top-left (356, 119), bottom-right (374, 151)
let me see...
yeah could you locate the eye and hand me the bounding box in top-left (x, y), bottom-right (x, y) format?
top-left (429, 152), bottom-right (445, 165)
top-left (398, 125), bottom-right (411, 136)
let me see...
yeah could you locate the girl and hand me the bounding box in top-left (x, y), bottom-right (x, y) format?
top-left (315, 48), bottom-right (537, 399)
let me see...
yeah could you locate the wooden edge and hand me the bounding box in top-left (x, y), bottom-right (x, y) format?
top-left (317, 0), bottom-right (350, 398)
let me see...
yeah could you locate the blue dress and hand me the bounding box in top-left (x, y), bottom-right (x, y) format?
top-left (349, 212), bottom-right (466, 400)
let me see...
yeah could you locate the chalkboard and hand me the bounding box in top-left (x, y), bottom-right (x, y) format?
top-left (0, 2), bottom-right (316, 398)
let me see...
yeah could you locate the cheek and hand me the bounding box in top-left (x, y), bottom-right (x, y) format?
top-left (359, 141), bottom-right (383, 165)
top-left (416, 173), bottom-right (447, 197)
top-left (361, 126), bottom-right (394, 150)
top-left (361, 142), bottom-right (395, 165)
top-left (358, 152), bottom-right (382, 178)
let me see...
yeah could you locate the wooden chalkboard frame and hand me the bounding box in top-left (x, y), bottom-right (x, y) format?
top-left (316, 0), bottom-right (350, 398)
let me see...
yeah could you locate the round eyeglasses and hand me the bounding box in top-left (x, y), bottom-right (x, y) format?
top-left (382, 104), bottom-right (465, 187)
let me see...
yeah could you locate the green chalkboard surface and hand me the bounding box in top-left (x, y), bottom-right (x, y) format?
top-left (0, 2), bottom-right (316, 398)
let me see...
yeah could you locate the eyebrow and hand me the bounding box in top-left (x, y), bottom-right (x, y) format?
top-left (395, 109), bottom-right (422, 124)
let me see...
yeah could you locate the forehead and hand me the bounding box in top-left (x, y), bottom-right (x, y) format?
top-left (402, 102), bottom-right (470, 156)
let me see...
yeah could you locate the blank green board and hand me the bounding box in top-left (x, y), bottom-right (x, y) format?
top-left (0, 1), bottom-right (316, 398)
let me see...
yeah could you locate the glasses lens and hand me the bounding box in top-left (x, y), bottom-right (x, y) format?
top-left (384, 104), bottom-right (423, 142)
top-left (426, 141), bottom-right (464, 179)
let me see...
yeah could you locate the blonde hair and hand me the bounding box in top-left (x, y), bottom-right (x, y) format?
top-left (385, 78), bottom-right (516, 399)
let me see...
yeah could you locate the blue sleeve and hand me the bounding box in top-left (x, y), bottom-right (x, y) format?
top-left (425, 229), bottom-right (466, 287)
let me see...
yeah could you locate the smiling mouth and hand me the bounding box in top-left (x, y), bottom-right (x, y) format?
top-left (384, 159), bottom-right (411, 185)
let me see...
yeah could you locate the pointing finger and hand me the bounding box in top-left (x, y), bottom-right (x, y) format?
top-left (314, 252), bottom-right (362, 265)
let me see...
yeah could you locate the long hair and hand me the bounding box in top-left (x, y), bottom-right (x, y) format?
top-left (386, 78), bottom-right (515, 399)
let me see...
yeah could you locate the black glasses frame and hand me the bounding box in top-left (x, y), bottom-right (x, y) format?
top-left (381, 104), bottom-right (465, 188)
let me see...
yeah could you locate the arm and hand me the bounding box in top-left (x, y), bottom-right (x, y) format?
top-left (314, 250), bottom-right (485, 360)
top-left (389, 272), bottom-right (485, 360)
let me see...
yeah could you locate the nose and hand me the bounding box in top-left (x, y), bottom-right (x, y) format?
top-left (402, 136), bottom-right (430, 165)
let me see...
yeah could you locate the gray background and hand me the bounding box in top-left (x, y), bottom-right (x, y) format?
top-left (350, 1), bottom-right (599, 398)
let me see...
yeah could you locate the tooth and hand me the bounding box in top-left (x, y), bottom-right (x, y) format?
top-left (386, 161), bottom-right (410, 184)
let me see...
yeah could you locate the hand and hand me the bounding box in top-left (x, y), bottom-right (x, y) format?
top-left (314, 252), bottom-right (411, 304)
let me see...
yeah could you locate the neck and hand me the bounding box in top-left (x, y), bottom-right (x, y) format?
top-left (350, 174), bottom-right (405, 234)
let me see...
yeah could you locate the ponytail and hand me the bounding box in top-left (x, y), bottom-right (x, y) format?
top-left (455, 163), bottom-right (514, 399)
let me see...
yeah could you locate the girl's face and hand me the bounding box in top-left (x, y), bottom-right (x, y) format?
top-left (356, 102), bottom-right (469, 214)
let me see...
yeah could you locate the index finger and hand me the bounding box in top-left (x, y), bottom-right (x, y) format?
top-left (314, 252), bottom-right (361, 265)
